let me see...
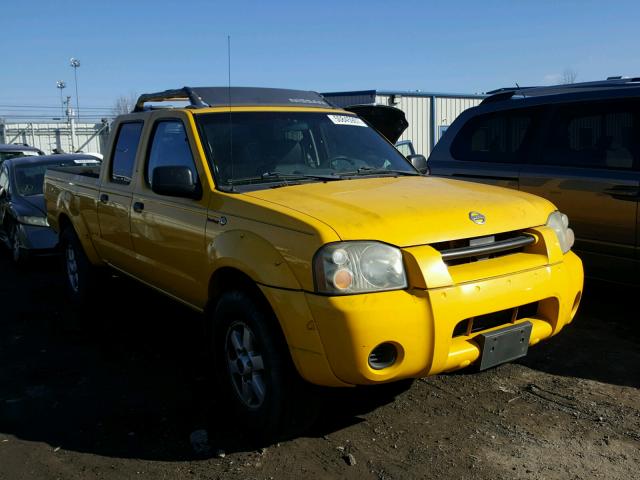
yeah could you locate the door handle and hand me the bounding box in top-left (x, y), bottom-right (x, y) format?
top-left (133, 201), bottom-right (145, 213)
top-left (99, 193), bottom-right (109, 203)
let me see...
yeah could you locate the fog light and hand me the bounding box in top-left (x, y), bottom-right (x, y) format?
top-left (368, 343), bottom-right (397, 370)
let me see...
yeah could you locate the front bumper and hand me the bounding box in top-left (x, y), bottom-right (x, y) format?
top-left (264, 249), bottom-right (583, 387)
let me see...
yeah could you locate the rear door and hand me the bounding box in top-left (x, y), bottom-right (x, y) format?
top-left (434, 108), bottom-right (541, 189)
top-left (519, 100), bottom-right (640, 281)
top-left (95, 121), bottom-right (144, 268)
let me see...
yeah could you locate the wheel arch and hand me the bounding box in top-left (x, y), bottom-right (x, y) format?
top-left (205, 265), bottom-right (294, 363)
top-left (57, 212), bottom-right (103, 264)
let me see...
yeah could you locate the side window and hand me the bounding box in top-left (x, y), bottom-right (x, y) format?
top-left (146, 120), bottom-right (198, 185)
top-left (451, 109), bottom-right (536, 163)
top-left (111, 122), bottom-right (143, 184)
top-left (540, 102), bottom-right (637, 170)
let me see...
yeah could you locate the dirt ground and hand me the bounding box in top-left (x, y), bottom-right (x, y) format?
top-left (0, 251), bottom-right (638, 480)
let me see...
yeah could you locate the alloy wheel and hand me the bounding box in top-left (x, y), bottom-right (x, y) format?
top-left (225, 321), bottom-right (267, 409)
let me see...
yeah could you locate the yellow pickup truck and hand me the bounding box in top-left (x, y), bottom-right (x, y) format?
top-left (44, 87), bottom-right (583, 436)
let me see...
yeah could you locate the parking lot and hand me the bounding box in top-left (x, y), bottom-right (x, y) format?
top-left (0, 250), bottom-right (637, 480)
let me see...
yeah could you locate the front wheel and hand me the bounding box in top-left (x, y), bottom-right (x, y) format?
top-left (8, 221), bottom-right (28, 265)
top-left (60, 227), bottom-right (96, 306)
top-left (212, 290), bottom-right (317, 442)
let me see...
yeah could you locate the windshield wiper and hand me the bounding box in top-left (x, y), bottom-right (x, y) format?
top-left (231, 171), bottom-right (343, 186)
top-left (340, 166), bottom-right (420, 177)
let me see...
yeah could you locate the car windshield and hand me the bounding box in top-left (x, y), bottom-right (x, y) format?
top-left (0, 150), bottom-right (40, 162)
top-left (196, 111), bottom-right (417, 190)
top-left (14, 158), bottom-right (100, 196)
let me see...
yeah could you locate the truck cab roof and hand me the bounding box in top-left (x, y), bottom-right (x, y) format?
top-left (133, 86), bottom-right (333, 112)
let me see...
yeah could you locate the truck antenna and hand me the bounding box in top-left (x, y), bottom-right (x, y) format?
top-left (228, 34), bottom-right (234, 192)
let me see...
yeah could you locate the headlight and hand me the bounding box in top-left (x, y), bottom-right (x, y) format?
top-left (314, 241), bottom-right (407, 295)
top-left (546, 211), bottom-right (575, 254)
top-left (17, 215), bottom-right (49, 227)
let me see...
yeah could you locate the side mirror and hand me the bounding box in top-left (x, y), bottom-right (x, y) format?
top-left (407, 154), bottom-right (429, 175)
top-left (151, 166), bottom-right (201, 199)
top-left (0, 187), bottom-right (6, 200)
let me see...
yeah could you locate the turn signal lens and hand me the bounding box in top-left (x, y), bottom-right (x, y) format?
top-left (333, 269), bottom-right (354, 290)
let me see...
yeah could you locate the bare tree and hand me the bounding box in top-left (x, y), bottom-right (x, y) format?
top-left (562, 68), bottom-right (578, 84)
top-left (112, 93), bottom-right (138, 116)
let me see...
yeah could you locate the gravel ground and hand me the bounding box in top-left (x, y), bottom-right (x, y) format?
top-left (0, 251), bottom-right (638, 480)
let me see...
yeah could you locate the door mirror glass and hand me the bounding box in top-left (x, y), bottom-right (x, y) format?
top-left (0, 186), bottom-right (7, 200)
top-left (407, 154), bottom-right (429, 175)
top-left (151, 166), bottom-right (201, 199)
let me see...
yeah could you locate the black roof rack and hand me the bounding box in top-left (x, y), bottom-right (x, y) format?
top-left (481, 77), bottom-right (640, 105)
top-left (133, 86), bottom-right (331, 112)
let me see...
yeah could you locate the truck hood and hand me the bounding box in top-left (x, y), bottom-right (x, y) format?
top-left (243, 177), bottom-right (556, 247)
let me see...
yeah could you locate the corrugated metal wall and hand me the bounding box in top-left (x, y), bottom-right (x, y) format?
top-left (323, 91), bottom-right (483, 157)
top-left (0, 121), bottom-right (110, 154)
top-left (435, 97), bottom-right (482, 140)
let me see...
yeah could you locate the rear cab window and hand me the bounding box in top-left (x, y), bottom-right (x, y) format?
top-left (110, 122), bottom-right (144, 184)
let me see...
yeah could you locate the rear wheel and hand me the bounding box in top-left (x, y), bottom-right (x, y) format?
top-left (212, 290), bottom-right (317, 442)
top-left (60, 227), bottom-right (96, 306)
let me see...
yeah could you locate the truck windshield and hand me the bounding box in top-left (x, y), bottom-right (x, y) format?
top-left (196, 111), bottom-right (417, 190)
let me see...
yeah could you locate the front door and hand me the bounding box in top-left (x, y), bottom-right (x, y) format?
top-left (130, 116), bottom-right (210, 308)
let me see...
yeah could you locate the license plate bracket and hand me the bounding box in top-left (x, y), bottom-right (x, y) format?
top-left (476, 321), bottom-right (532, 370)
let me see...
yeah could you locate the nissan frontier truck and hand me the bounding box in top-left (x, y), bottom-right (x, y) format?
top-left (44, 87), bottom-right (583, 437)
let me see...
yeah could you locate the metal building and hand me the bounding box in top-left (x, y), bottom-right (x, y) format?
top-left (0, 120), bottom-right (111, 155)
top-left (322, 90), bottom-right (485, 156)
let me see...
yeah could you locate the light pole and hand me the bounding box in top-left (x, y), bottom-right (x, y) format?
top-left (56, 80), bottom-right (66, 118)
top-left (69, 57), bottom-right (81, 122)
top-left (64, 96), bottom-right (76, 152)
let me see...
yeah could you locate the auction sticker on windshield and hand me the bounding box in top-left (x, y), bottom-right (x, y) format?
top-left (328, 115), bottom-right (367, 127)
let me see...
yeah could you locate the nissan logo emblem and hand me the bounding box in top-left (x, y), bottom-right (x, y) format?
top-left (469, 211), bottom-right (486, 224)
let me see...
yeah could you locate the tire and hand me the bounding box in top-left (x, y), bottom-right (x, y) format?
top-left (211, 290), bottom-right (317, 442)
top-left (8, 221), bottom-right (28, 266)
top-left (60, 227), bottom-right (96, 306)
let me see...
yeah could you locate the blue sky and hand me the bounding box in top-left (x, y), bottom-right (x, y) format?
top-left (1, 0), bottom-right (639, 118)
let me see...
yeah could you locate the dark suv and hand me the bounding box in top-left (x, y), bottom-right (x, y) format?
top-left (429, 78), bottom-right (640, 282)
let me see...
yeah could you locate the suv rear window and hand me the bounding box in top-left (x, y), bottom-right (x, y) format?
top-left (539, 101), bottom-right (638, 170)
top-left (451, 109), bottom-right (538, 163)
